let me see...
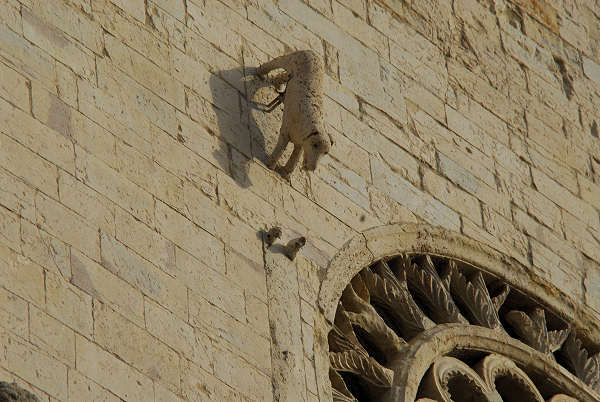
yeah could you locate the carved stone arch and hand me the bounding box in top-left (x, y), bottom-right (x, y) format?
top-left (313, 223), bottom-right (600, 402)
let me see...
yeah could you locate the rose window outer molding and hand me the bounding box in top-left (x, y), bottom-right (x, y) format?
top-left (313, 224), bottom-right (600, 402)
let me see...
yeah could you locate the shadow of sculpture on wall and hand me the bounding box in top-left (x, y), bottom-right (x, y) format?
top-left (209, 65), bottom-right (286, 189)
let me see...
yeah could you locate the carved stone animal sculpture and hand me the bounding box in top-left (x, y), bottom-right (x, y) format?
top-left (284, 236), bottom-right (306, 261)
top-left (256, 50), bottom-right (332, 178)
top-left (264, 227), bottom-right (282, 247)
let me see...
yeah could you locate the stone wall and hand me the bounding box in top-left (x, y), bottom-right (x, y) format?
top-left (0, 0), bottom-right (598, 401)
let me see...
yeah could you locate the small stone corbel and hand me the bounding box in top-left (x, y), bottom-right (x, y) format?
top-left (255, 50), bottom-right (332, 178)
top-left (283, 237), bottom-right (306, 261)
top-left (263, 226), bottom-right (282, 247)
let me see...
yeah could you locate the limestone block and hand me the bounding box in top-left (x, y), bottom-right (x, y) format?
top-left (92, 0), bottom-right (170, 70)
top-left (29, 0), bottom-right (103, 53)
top-left (180, 250), bottom-right (246, 322)
top-left (93, 302), bottom-right (180, 386)
top-left (105, 34), bottom-right (184, 110)
top-left (58, 171), bottom-right (115, 237)
top-left (180, 359), bottom-right (242, 402)
top-left (224, 248), bottom-right (267, 301)
top-left (188, 292), bottom-right (271, 374)
top-left (0, 243), bottom-right (44, 306)
top-left (145, 298), bottom-right (213, 372)
top-left (146, 1), bottom-right (185, 51)
top-left (29, 306), bottom-right (75, 366)
top-left (71, 249), bottom-right (145, 326)
top-left (0, 169), bottom-right (36, 222)
top-left (0, 132), bottom-right (59, 199)
top-left (0, 61), bottom-right (29, 112)
top-left (75, 146), bottom-right (154, 226)
top-left (100, 232), bottom-right (187, 319)
top-left (68, 370), bottom-right (120, 402)
top-left (45, 271), bottom-right (93, 337)
top-left (0, 287), bottom-right (28, 339)
top-left (22, 8), bottom-right (96, 81)
top-left (76, 334), bottom-right (153, 402)
top-left (4, 337), bottom-right (68, 400)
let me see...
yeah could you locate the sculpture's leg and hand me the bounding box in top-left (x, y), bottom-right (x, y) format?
top-left (263, 93), bottom-right (284, 112)
top-left (277, 143), bottom-right (302, 179)
top-left (268, 132), bottom-right (289, 170)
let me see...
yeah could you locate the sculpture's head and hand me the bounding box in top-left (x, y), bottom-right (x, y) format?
top-left (303, 131), bottom-right (331, 171)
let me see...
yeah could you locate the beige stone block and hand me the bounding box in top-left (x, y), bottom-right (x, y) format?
top-left (454, 90), bottom-right (510, 146)
top-left (147, 1), bottom-right (185, 50)
top-left (181, 359), bottom-right (242, 402)
top-left (513, 208), bottom-right (582, 267)
top-left (0, 243), bottom-right (44, 306)
top-left (217, 171), bottom-right (276, 230)
top-left (372, 157), bottom-right (461, 232)
top-left (155, 200), bottom-right (226, 271)
top-left (116, 141), bottom-right (184, 213)
top-left (55, 62), bottom-right (77, 108)
top-left (110, 0), bottom-right (144, 22)
top-left (230, 154), bottom-right (284, 208)
top-left (152, 0), bottom-right (185, 21)
top-left (323, 75), bottom-right (360, 116)
top-left (45, 271), bottom-right (93, 337)
top-left (22, 8), bottom-right (96, 81)
top-left (189, 293), bottom-right (271, 373)
top-left (0, 206), bottom-right (19, 252)
top-left (154, 381), bottom-right (186, 402)
top-left (71, 249), bottom-right (145, 326)
top-left (178, 248), bottom-right (245, 321)
top-left (100, 232), bottom-right (187, 319)
top-left (225, 248), bottom-right (267, 301)
top-left (0, 132), bottom-right (59, 199)
top-left (68, 370), bottom-right (121, 402)
top-left (437, 152), bottom-right (510, 217)
top-left (0, 0), bottom-right (21, 34)
top-left (75, 146), bottom-right (154, 226)
top-left (583, 56), bottom-right (600, 87)
top-left (77, 78), bottom-right (151, 158)
top-left (2, 92), bottom-right (75, 174)
top-left (105, 35), bottom-right (184, 110)
top-left (283, 188), bottom-right (354, 248)
top-left (174, 110), bottom-right (230, 174)
top-left (171, 48), bottom-right (240, 117)
top-left (151, 125), bottom-right (219, 193)
top-left (316, 160), bottom-right (370, 210)
top-left (579, 174), bottom-right (600, 211)
top-left (533, 168), bottom-right (600, 231)
top-left (0, 23), bottom-right (56, 88)
top-left (0, 287), bottom-right (28, 338)
top-left (0, 61), bottom-right (29, 112)
top-left (35, 191), bottom-right (99, 260)
top-left (92, 0), bottom-right (170, 70)
top-left (144, 298), bottom-right (213, 372)
top-left (332, 1), bottom-right (387, 57)
top-left (76, 334), bottom-right (154, 402)
top-left (0, 168), bottom-right (36, 221)
top-left (563, 211), bottom-right (600, 263)
top-left (309, 175), bottom-right (380, 232)
top-left (21, 220), bottom-right (70, 279)
top-left (423, 168), bottom-right (482, 226)
top-left (30, 0), bottom-right (103, 53)
top-left (4, 336), bottom-right (68, 400)
top-left (30, 306), bottom-right (75, 366)
top-left (32, 84), bottom-right (118, 168)
top-left (59, 171), bottom-right (115, 236)
top-left (93, 302), bottom-right (180, 386)
top-left (96, 58), bottom-right (177, 136)
top-left (482, 206), bottom-right (528, 261)
top-left (245, 294), bottom-right (269, 337)
top-left (185, 0), bottom-right (243, 61)
top-left (530, 239), bottom-right (584, 301)
top-left (212, 345), bottom-right (273, 401)
top-left (115, 209), bottom-right (176, 276)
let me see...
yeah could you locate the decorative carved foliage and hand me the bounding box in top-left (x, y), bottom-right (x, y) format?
top-left (327, 253), bottom-right (595, 401)
top-left (562, 334), bottom-right (600, 392)
top-left (506, 308), bottom-right (570, 354)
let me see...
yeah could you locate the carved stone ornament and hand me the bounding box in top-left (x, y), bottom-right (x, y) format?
top-left (327, 254), bottom-right (600, 401)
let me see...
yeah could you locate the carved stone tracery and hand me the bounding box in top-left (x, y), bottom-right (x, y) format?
top-left (327, 254), bottom-right (600, 402)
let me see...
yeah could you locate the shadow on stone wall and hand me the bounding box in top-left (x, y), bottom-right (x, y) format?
top-left (209, 66), bottom-right (286, 188)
